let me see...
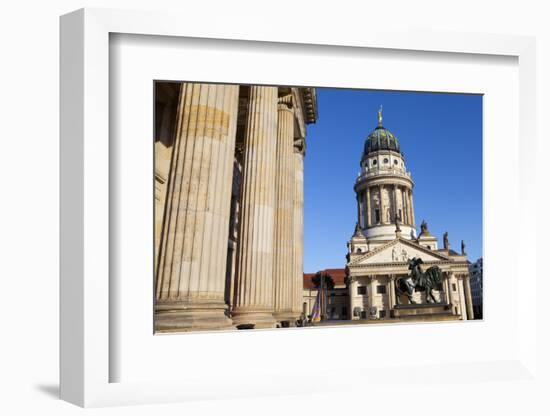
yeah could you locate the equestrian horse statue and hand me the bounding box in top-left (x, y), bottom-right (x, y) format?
top-left (395, 257), bottom-right (443, 304)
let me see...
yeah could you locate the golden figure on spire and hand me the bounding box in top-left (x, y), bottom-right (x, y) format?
top-left (377, 105), bottom-right (383, 126)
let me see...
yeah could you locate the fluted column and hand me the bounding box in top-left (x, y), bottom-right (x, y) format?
top-left (463, 274), bottom-right (475, 320)
top-left (397, 186), bottom-right (409, 224)
top-left (358, 192), bottom-right (364, 227)
top-left (291, 145), bottom-right (305, 320)
top-left (155, 83), bottom-right (239, 332)
top-left (369, 276), bottom-right (376, 318)
top-left (408, 189), bottom-right (416, 227)
top-left (393, 184), bottom-right (398, 222)
top-left (349, 278), bottom-right (358, 320)
top-left (379, 185), bottom-right (385, 224)
top-left (389, 275), bottom-right (396, 309)
top-left (404, 188), bottom-right (410, 226)
top-left (446, 272), bottom-right (454, 305)
top-left (356, 194), bottom-right (362, 227)
top-left (457, 275), bottom-right (467, 320)
top-left (365, 187), bottom-right (371, 227)
top-left (232, 86), bottom-right (279, 328)
top-left (273, 95), bottom-right (295, 324)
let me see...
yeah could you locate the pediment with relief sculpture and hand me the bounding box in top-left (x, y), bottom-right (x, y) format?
top-left (348, 238), bottom-right (449, 267)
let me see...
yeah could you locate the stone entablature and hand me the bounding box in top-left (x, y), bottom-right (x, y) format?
top-left (355, 173), bottom-right (414, 189)
top-left (300, 88), bottom-right (317, 124)
top-left (357, 167), bottom-right (413, 182)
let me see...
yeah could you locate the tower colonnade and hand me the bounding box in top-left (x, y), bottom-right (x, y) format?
top-left (356, 182), bottom-right (415, 229)
top-left (154, 83), bottom-right (317, 332)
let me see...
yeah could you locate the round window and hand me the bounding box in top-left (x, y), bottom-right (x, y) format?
top-left (393, 160), bottom-right (398, 165)
top-left (383, 158), bottom-right (389, 163)
top-left (372, 159), bottom-right (377, 166)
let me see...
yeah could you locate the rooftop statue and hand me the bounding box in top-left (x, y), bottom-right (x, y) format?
top-left (443, 231), bottom-right (449, 250)
top-left (395, 213), bottom-right (401, 232)
top-left (377, 105), bottom-right (383, 126)
top-left (353, 221), bottom-right (363, 238)
top-left (420, 220), bottom-right (428, 233)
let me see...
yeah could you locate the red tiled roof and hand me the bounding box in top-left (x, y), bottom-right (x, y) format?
top-left (303, 268), bottom-right (347, 289)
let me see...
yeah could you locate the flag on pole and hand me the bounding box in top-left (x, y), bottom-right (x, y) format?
top-left (311, 289), bottom-right (322, 322)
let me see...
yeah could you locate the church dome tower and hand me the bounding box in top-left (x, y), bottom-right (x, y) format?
top-left (354, 107), bottom-right (416, 246)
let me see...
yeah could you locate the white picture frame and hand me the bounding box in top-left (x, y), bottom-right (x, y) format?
top-left (60, 7), bottom-right (539, 408)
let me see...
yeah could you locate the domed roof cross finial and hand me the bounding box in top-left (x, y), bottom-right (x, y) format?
top-left (377, 105), bottom-right (383, 126)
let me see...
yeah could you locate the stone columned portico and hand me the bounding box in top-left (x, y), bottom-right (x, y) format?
top-left (154, 83), bottom-right (317, 332)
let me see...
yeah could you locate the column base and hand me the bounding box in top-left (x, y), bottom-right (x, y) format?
top-left (155, 299), bottom-right (233, 333)
top-left (232, 309), bottom-right (277, 329)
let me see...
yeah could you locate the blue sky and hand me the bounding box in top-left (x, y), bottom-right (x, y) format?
top-left (303, 88), bottom-right (483, 272)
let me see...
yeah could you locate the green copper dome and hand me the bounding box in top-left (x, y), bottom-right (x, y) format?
top-left (364, 125), bottom-right (401, 155)
top-left (363, 106), bottom-right (401, 156)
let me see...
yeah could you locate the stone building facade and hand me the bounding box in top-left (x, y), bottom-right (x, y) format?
top-left (346, 109), bottom-right (475, 322)
top-left (154, 82), bottom-right (317, 332)
top-left (469, 258), bottom-right (483, 319)
top-left (303, 269), bottom-right (349, 321)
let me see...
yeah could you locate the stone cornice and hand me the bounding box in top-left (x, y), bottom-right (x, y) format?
top-left (290, 88), bottom-right (306, 140)
top-left (355, 174), bottom-right (414, 191)
top-left (300, 88), bottom-right (317, 124)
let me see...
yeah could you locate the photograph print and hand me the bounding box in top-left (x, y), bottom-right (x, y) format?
top-left (154, 82), bottom-right (483, 333)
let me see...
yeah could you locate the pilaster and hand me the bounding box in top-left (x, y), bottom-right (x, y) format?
top-left (389, 275), bottom-right (396, 308)
top-left (366, 186), bottom-right (372, 227)
top-left (408, 189), bottom-right (416, 227)
top-left (379, 185), bottom-right (385, 224)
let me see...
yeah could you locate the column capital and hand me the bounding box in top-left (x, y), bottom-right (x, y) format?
top-left (277, 94), bottom-right (294, 111)
top-left (294, 137), bottom-right (306, 156)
